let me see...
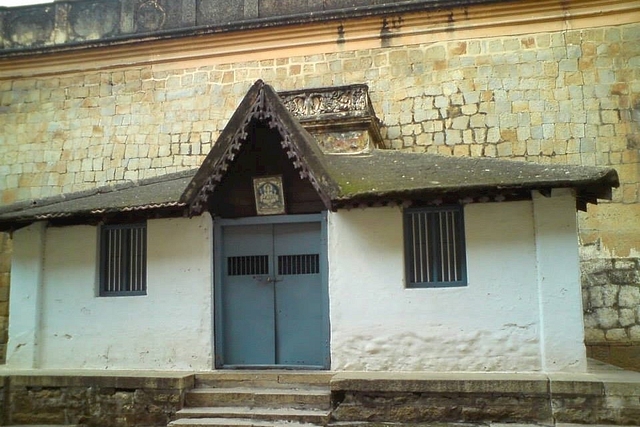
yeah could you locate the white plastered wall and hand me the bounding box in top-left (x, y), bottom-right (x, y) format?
top-left (533, 189), bottom-right (587, 371)
top-left (5, 222), bottom-right (46, 368)
top-left (5, 214), bottom-right (214, 370)
top-left (328, 195), bottom-right (586, 372)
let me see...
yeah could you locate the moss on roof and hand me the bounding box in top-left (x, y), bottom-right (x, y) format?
top-left (326, 150), bottom-right (618, 201)
top-left (0, 150), bottom-right (618, 231)
top-left (0, 170), bottom-right (195, 227)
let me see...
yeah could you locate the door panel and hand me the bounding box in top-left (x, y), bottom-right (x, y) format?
top-left (274, 223), bottom-right (324, 366)
top-left (222, 224), bottom-right (275, 365)
top-left (219, 220), bottom-right (326, 368)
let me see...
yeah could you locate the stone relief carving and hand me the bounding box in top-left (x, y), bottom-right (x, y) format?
top-left (136, 0), bottom-right (167, 32)
top-left (280, 86), bottom-right (368, 118)
top-left (69, 1), bottom-right (119, 40)
top-left (7, 9), bottom-right (54, 47)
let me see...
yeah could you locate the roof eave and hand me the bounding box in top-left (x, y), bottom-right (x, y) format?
top-left (330, 171), bottom-right (619, 212)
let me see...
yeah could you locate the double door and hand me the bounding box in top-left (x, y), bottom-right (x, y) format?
top-left (216, 218), bottom-right (328, 368)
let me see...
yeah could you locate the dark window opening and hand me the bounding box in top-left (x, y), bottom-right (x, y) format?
top-left (404, 205), bottom-right (467, 288)
top-left (99, 222), bottom-right (147, 296)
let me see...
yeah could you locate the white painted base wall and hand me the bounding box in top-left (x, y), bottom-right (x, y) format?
top-left (5, 191), bottom-right (586, 372)
top-left (328, 190), bottom-right (586, 372)
top-left (6, 214), bottom-right (214, 370)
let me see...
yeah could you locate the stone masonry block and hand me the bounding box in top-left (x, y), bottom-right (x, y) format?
top-left (605, 328), bottom-right (628, 341)
top-left (619, 286), bottom-right (640, 308)
top-left (595, 307), bottom-right (619, 329)
top-left (619, 308), bottom-right (636, 327)
top-left (445, 130), bottom-right (462, 145)
top-left (610, 270), bottom-right (639, 285)
top-left (451, 116), bottom-right (469, 130)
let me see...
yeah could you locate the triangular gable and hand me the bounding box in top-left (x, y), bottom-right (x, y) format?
top-left (180, 80), bottom-right (339, 215)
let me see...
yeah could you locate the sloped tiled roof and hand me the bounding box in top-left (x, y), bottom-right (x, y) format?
top-left (0, 170), bottom-right (194, 227)
top-left (325, 150), bottom-right (618, 208)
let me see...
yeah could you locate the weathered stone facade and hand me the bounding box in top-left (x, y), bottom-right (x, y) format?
top-left (0, 0), bottom-right (639, 368)
top-left (582, 257), bottom-right (640, 370)
top-left (0, 373), bottom-right (191, 426)
top-left (330, 369), bottom-right (640, 425)
top-left (2, 23), bottom-right (637, 201)
top-left (0, 233), bottom-right (10, 364)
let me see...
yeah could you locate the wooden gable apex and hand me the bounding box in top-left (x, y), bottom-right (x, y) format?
top-left (180, 80), bottom-right (340, 216)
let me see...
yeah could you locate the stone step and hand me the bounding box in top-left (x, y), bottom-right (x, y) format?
top-left (194, 371), bottom-right (333, 389)
top-left (169, 418), bottom-right (319, 426)
top-left (185, 386), bottom-right (331, 409)
top-left (174, 406), bottom-right (331, 425)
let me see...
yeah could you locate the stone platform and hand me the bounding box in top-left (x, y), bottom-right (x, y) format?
top-left (0, 360), bottom-right (638, 426)
top-left (330, 360), bottom-right (640, 426)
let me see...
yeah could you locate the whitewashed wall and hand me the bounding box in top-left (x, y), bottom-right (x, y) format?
top-left (6, 191), bottom-right (585, 372)
top-left (6, 214), bottom-right (214, 370)
top-left (328, 191), bottom-right (586, 372)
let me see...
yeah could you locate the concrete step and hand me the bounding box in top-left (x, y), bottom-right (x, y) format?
top-left (185, 386), bottom-right (331, 409)
top-left (169, 418), bottom-right (319, 426)
top-left (175, 406), bottom-right (331, 425)
top-left (194, 371), bottom-right (332, 389)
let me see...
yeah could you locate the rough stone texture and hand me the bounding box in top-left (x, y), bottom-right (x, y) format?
top-left (0, 378), bottom-right (5, 425)
top-left (0, 232), bottom-right (10, 364)
top-left (1, 24), bottom-right (637, 204)
top-left (582, 258), bottom-right (640, 370)
top-left (331, 392), bottom-right (553, 424)
top-left (330, 368), bottom-right (640, 426)
top-left (2, 373), bottom-right (193, 427)
top-left (0, 0), bottom-right (505, 51)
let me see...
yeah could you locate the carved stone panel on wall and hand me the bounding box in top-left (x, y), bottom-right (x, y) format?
top-left (280, 86), bottom-right (368, 119)
top-left (136, 0), bottom-right (167, 32)
top-left (313, 130), bottom-right (371, 154)
top-left (6, 8), bottom-right (54, 47)
top-left (69, 1), bottom-right (119, 40)
top-left (279, 84), bottom-right (385, 150)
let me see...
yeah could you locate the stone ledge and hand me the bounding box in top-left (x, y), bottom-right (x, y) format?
top-left (0, 0), bottom-right (508, 55)
top-left (0, 370), bottom-right (195, 389)
top-left (330, 372), bottom-right (550, 394)
top-left (0, 371), bottom-right (194, 426)
top-left (329, 367), bottom-right (640, 426)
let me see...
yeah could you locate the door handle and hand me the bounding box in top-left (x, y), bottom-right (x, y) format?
top-left (253, 276), bottom-right (281, 284)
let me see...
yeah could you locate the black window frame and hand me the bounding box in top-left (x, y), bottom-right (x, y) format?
top-left (403, 205), bottom-right (467, 288)
top-left (99, 222), bottom-right (147, 296)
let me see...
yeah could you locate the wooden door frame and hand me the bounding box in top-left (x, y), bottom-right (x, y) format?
top-left (213, 212), bottom-right (330, 369)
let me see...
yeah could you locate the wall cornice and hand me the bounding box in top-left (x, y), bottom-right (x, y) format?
top-left (0, 0), bottom-right (638, 80)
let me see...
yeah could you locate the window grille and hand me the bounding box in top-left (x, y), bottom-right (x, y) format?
top-left (404, 206), bottom-right (467, 288)
top-left (278, 254), bottom-right (320, 275)
top-left (227, 255), bottom-right (269, 276)
top-left (100, 223), bottom-right (147, 296)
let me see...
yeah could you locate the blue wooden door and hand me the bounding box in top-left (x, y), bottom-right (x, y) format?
top-left (219, 220), bottom-right (326, 368)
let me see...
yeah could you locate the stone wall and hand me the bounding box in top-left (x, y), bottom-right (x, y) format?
top-left (583, 257), bottom-right (640, 370)
top-left (330, 371), bottom-right (640, 425)
top-left (1, 373), bottom-right (192, 426)
top-left (0, 0), bottom-right (500, 52)
top-left (0, 233), bottom-right (10, 364)
top-left (0, 4), bottom-right (639, 368)
top-left (2, 24), bottom-right (637, 202)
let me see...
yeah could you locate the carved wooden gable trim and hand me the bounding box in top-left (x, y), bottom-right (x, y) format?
top-left (182, 80), bottom-right (339, 216)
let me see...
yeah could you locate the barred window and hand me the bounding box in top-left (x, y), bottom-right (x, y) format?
top-left (404, 206), bottom-right (467, 288)
top-left (99, 223), bottom-right (147, 296)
